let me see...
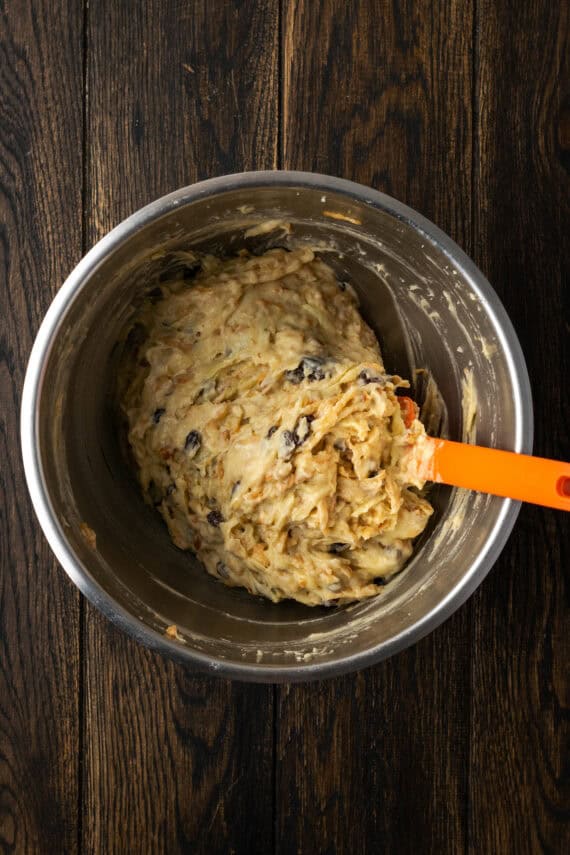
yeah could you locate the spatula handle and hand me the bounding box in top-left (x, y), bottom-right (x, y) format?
top-left (427, 438), bottom-right (570, 511)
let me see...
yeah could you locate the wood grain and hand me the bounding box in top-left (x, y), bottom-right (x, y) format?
top-left (470, 1), bottom-right (570, 851)
top-left (278, 1), bottom-right (474, 852)
top-left (282, 0), bottom-right (474, 246)
top-left (83, 2), bottom-right (279, 852)
top-left (0, 1), bottom-right (83, 852)
top-left (87, 0), bottom-right (279, 235)
top-left (84, 624), bottom-right (274, 854)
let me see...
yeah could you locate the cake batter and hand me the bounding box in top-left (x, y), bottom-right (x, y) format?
top-left (121, 247), bottom-right (433, 606)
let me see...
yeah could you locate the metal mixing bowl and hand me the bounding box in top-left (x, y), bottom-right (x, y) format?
top-left (21, 172), bottom-right (533, 681)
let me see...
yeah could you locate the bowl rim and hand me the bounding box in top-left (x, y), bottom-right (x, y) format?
top-left (20, 170), bottom-right (534, 682)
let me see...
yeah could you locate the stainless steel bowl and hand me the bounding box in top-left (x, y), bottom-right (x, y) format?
top-left (21, 172), bottom-right (533, 681)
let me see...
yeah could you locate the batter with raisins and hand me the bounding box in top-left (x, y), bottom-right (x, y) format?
top-left (121, 247), bottom-right (433, 606)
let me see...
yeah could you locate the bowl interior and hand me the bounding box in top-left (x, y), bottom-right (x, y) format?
top-left (32, 179), bottom-right (528, 677)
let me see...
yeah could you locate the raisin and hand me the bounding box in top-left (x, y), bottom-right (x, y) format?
top-left (153, 408), bottom-right (166, 424)
top-left (304, 357), bottom-right (326, 382)
top-left (216, 561), bottom-right (230, 579)
top-left (293, 414), bottom-right (314, 446)
top-left (278, 416), bottom-right (316, 458)
top-left (207, 509), bottom-right (224, 527)
top-left (285, 356), bottom-right (328, 384)
top-left (284, 364), bottom-right (304, 385)
top-left (147, 286), bottom-right (163, 303)
top-left (329, 542), bottom-right (349, 554)
top-left (278, 430), bottom-right (298, 459)
top-left (266, 425), bottom-right (278, 438)
top-left (196, 378), bottom-right (217, 401)
top-left (184, 430), bottom-right (201, 457)
top-left (283, 429), bottom-right (297, 445)
top-left (307, 368), bottom-right (324, 381)
top-left (358, 369), bottom-right (384, 385)
top-left (303, 356), bottom-right (327, 382)
top-left (181, 262), bottom-right (201, 280)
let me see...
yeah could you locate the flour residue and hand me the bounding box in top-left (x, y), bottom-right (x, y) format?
top-left (461, 367), bottom-right (478, 443)
top-left (79, 522), bottom-right (97, 549)
top-left (476, 335), bottom-right (497, 360)
top-left (323, 210), bottom-right (362, 225)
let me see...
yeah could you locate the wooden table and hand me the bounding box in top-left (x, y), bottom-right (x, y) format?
top-left (1, 1), bottom-right (568, 852)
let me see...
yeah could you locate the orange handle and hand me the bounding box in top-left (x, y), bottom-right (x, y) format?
top-left (426, 438), bottom-right (570, 512)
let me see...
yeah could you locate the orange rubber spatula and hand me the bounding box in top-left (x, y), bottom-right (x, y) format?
top-left (422, 437), bottom-right (570, 512)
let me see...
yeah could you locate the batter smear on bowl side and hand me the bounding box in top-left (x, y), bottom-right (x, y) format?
top-left (121, 247), bottom-right (434, 606)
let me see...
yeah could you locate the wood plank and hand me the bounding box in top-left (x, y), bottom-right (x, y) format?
top-left (470, 1), bottom-right (570, 850)
top-left (83, 2), bottom-right (279, 852)
top-left (282, 0), bottom-right (473, 248)
top-left (278, 1), bottom-right (474, 852)
top-left (0, 2), bottom-right (83, 852)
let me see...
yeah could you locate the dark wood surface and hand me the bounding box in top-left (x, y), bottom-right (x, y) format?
top-left (0, 3), bottom-right (83, 853)
top-left (1, 1), bottom-right (568, 852)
